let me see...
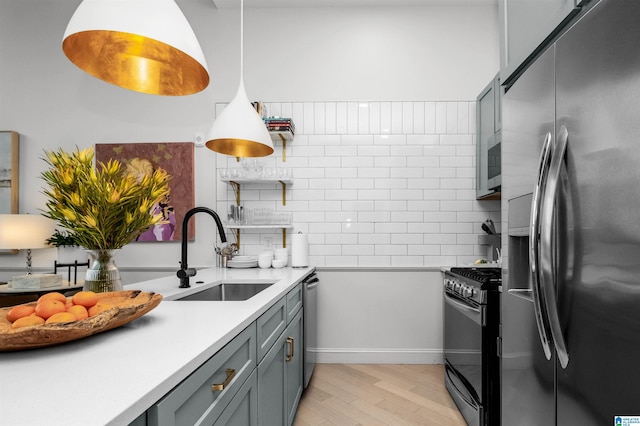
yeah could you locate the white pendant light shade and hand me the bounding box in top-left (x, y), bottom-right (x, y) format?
top-left (205, 0), bottom-right (273, 158)
top-left (62, 0), bottom-right (209, 96)
top-left (206, 81), bottom-right (274, 158)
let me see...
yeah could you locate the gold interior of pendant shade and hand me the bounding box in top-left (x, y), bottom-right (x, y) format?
top-left (63, 30), bottom-right (209, 96)
top-left (206, 138), bottom-right (274, 158)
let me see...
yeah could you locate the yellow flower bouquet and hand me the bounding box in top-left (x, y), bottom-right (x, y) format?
top-left (40, 147), bottom-right (171, 250)
top-left (40, 147), bottom-right (171, 293)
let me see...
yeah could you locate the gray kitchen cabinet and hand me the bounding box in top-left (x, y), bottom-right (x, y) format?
top-left (256, 296), bottom-right (287, 360)
top-left (257, 308), bottom-right (303, 426)
top-left (134, 277), bottom-right (311, 426)
top-left (257, 283), bottom-right (304, 426)
top-left (147, 323), bottom-right (257, 426)
top-left (285, 309), bottom-right (304, 426)
top-left (476, 73), bottom-right (502, 200)
top-left (285, 282), bottom-right (302, 324)
top-left (499, 0), bottom-right (583, 85)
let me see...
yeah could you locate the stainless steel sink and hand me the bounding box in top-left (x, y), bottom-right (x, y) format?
top-left (176, 282), bottom-right (275, 301)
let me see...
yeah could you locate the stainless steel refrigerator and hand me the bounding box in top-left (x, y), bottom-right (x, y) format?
top-left (501, 0), bottom-right (640, 424)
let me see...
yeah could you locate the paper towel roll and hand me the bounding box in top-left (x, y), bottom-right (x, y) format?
top-left (291, 232), bottom-right (309, 268)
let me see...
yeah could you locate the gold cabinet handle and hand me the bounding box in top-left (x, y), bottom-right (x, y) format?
top-left (212, 368), bottom-right (236, 392)
top-left (286, 337), bottom-right (294, 362)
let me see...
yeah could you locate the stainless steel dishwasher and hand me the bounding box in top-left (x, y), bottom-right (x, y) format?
top-left (302, 271), bottom-right (319, 388)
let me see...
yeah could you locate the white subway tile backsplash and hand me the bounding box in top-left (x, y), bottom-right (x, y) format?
top-left (359, 233), bottom-right (391, 245)
top-left (325, 102), bottom-right (337, 134)
top-left (314, 102), bottom-right (326, 135)
top-left (374, 200), bottom-right (407, 212)
top-left (402, 102), bottom-right (414, 135)
top-left (358, 103), bottom-right (370, 134)
top-left (391, 102), bottom-right (403, 134)
top-left (357, 189), bottom-right (391, 200)
top-left (216, 100), bottom-right (500, 266)
top-left (380, 102), bottom-right (392, 134)
top-left (342, 222), bottom-right (375, 234)
top-left (358, 256), bottom-right (391, 267)
top-left (369, 102), bottom-right (381, 135)
top-left (341, 200), bottom-right (375, 211)
top-left (413, 102), bottom-right (425, 134)
top-left (347, 102), bottom-right (359, 134)
top-left (336, 102), bottom-right (347, 134)
top-left (435, 102), bottom-right (447, 134)
top-left (303, 102), bottom-right (315, 134)
top-left (358, 211), bottom-right (391, 222)
top-left (457, 102), bottom-right (470, 134)
top-left (325, 233), bottom-right (358, 244)
top-left (424, 102), bottom-right (436, 134)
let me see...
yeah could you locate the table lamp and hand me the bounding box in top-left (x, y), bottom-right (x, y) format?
top-left (0, 214), bottom-right (60, 288)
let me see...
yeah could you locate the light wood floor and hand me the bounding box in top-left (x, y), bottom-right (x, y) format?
top-left (293, 364), bottom-right (467, 426)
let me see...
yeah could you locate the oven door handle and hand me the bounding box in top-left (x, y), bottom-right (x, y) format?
top-left (444, 291), bottom-right (483, 326)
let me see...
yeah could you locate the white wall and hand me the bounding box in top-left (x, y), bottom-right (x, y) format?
top-left (316, 269), bottom-right (446, 364)
top-left (0, 0), bottom-right (499, 362)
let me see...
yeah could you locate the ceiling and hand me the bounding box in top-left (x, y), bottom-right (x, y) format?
top-left (212, 0), bottom-right (497, 8)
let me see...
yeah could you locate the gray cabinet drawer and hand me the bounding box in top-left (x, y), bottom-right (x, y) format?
top-left (285, 283), bottom-right (302, 324)
top-left (256, 296), bottom-right (286, 361)
top-left (148, 322), bottom-right (257, 426)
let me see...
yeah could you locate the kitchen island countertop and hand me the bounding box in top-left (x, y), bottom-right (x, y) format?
top-left (0, 266), bottom-right (314, 426)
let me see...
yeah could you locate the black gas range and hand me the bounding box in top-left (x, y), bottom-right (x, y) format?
top-left (445, 267), bottom-right (501, 304)
top-left (443, 267), bottom-right (501, 426)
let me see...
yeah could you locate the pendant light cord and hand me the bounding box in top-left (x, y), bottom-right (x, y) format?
top-left (240, 0), bottom-right (244, 81)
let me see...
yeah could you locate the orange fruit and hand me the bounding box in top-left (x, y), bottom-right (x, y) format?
top-left (11, 315), bottom-right (45, 329)
top-left (34, 299), bottom-right (66, 320)
top-left (37, 292), bottom-right (66, 304)
top-left (45, 312), bottom-right (77, 324)
top-left (6, 304), bottom-right (36, 323)
top-left (71, 291), bottom-right (99, 308)
top-left (66, 304), bottom-right (88, 321)
top-left (88, 302), bottom-right (112, 317)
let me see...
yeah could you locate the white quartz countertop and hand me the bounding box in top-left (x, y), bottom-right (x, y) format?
top-left (0, 266), bottom-right (315, 426)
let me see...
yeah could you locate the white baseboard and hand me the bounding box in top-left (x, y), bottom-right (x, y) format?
top-left (314, 348), bottom-right (443, 364)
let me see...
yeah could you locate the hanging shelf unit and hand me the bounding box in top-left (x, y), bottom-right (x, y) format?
top-left (226, 224), bottom-right (294, 249)
top-left (222, 178), bottom-right (292, 206)
top-left (221, 178), bottom-right (294, 248)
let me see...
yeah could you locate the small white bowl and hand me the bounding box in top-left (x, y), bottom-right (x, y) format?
top-left (258, 259), bottom-right (272, 269)
top-left (271, 259), bottom-right (285, 269)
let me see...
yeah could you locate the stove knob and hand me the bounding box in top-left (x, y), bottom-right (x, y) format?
top-left (469, 287), bottom-right (476, 297)
top-left (463, 286), bottom-right (471, 297)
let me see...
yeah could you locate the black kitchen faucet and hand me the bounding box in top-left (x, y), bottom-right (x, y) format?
top-left (176, 207), bottom-right (227, 288)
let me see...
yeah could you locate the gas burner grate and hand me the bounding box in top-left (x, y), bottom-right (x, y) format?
top-left (449, 267), bottom-right (501, 283)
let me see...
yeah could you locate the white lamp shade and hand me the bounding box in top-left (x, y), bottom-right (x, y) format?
top-left (206, 81), bottom-right (274, 158)
top-left (62, 0), bottom-right (209, 96)
top-left (0, 215), bottom-right (56, 250)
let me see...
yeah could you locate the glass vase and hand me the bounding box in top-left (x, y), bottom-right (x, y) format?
top-left (83, 249), bottom-right (123, 293)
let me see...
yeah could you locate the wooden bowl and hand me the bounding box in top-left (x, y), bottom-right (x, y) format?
top-left (0, 290), bottom-right (162, 351)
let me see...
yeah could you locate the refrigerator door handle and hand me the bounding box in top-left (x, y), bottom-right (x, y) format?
top-left (539, 125), bottom-right (570, 368)
top-left (530, 131), bottom-right (555, 361)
